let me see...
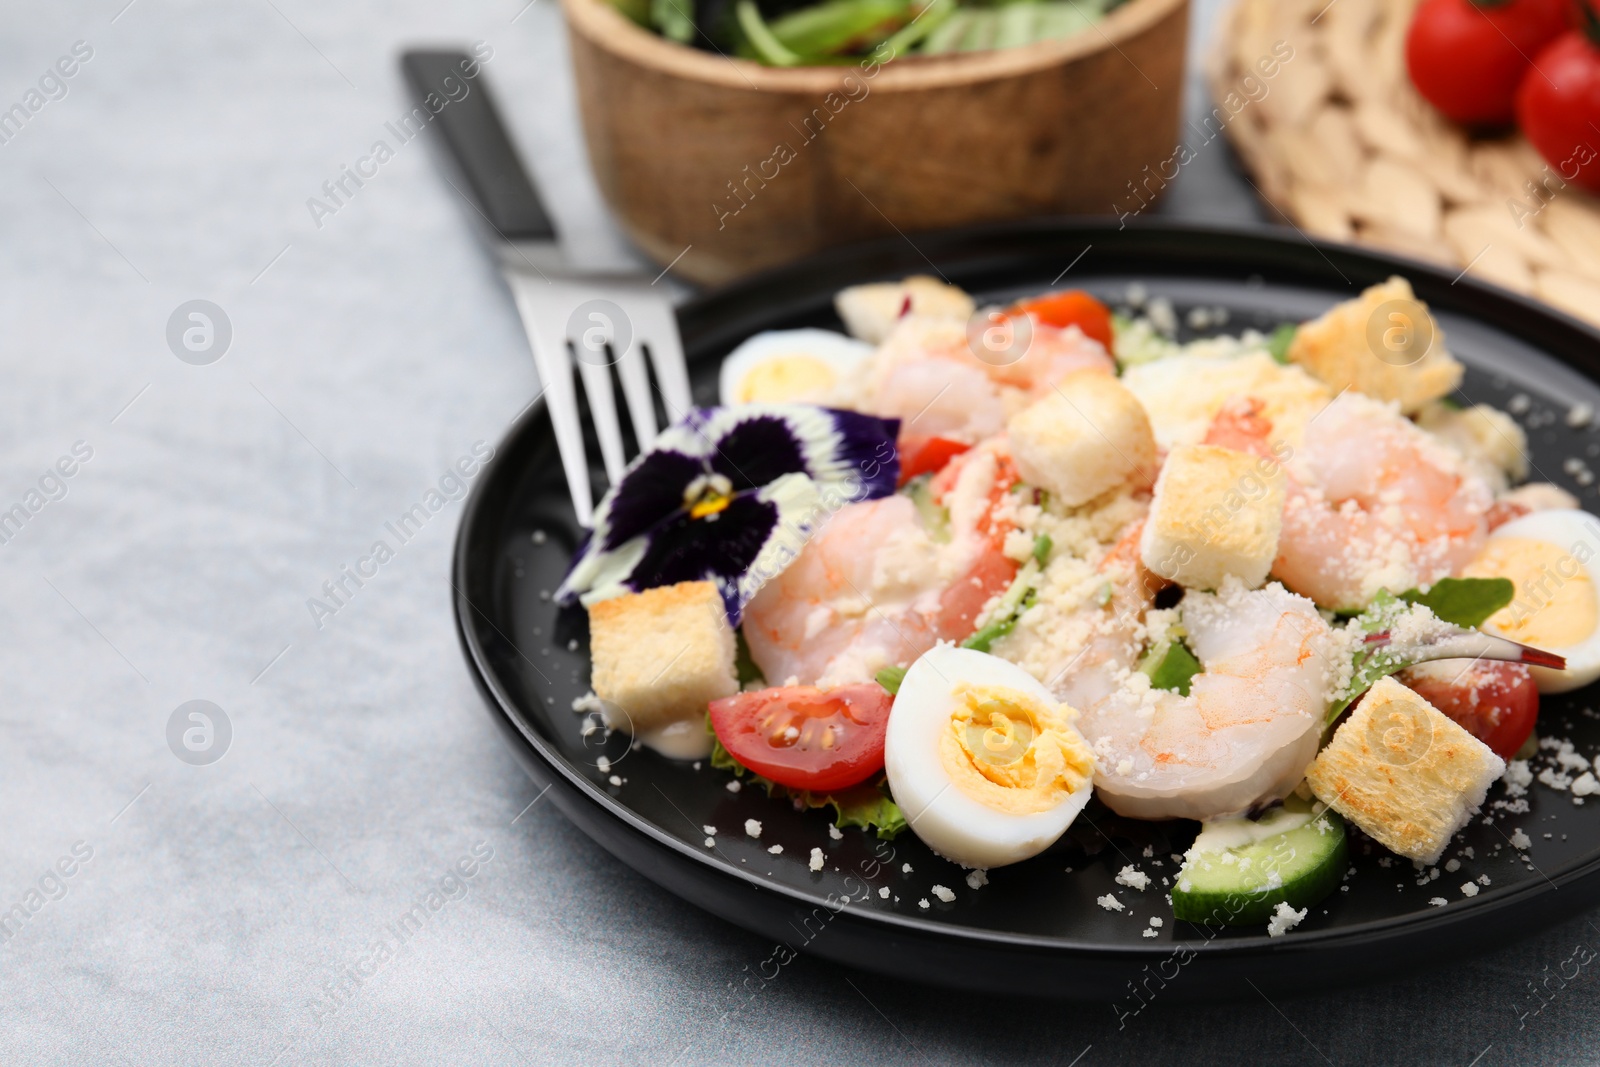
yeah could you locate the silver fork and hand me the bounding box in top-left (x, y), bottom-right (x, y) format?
top-left (401, 51), bottom-right (692, 528)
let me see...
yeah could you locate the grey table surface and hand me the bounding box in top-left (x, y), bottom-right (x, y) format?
top-left (3, 1), bottom-right (1597, 1064)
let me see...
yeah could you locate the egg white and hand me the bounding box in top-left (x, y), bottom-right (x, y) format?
top-left (717, 329), bottom-right (873, 406)
top-left (884, 645), bottom-right (1094, 869)
top-left (1478, 509), bottom-right (1600, 692)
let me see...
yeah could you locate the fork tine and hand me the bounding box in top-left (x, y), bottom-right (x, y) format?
top-left (574, 351), bottom-right (626, 486)
top-left (615, 338), bottom-right (658, 448)
top-left (511, 276), bottom-right (594, 527)
top-left (630, 300), bottom-right (693, 420)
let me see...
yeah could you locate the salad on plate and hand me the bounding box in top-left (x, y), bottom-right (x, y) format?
top-left (557, 273), bottom-right (1595, 934)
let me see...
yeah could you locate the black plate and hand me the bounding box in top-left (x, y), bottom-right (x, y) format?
top-left (453, 220), bottom-right (1600, 1000)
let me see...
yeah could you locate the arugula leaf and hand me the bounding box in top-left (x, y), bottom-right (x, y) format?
top-left (1397, 577), bottom-right (1513, 629)
top-left (705, 717), bottom-right (906, 839)
top-left (1144, 640), bottom-right (1202, 696)
top-left (1326, 591), bottom-right (1423, 724)
top-left (1266, 323), bottom-right (1297, 364)
top-left (876, 666), bottom-right (907, 695)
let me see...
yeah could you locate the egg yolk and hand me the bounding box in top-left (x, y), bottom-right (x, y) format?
top-left (1465, 536), bottom-right (1598, 648)
top-left (737, 356), bottom-right (837, 404)
top-left (939, 683), bottom-right (1093, 815)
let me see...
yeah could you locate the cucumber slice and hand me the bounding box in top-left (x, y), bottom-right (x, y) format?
top-left (1171, 795), bottom-right (1347, 927)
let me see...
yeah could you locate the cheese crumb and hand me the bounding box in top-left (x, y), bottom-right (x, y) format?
top-left (1115, 865), bottom-right (1151, 891)
top-left (1142, 928), bottom-right (1158, 937)
top-left (1479, 874), bottom-right (1492, 885)
top-left (1510, 829), bottom-right (1532, 850)
top-left (966, 869), bottom-right (989, 890)
top-left (1149, 917), bottom-right (1164, 928)
top-left (704, 837), bottom-right (715, 848)
top-left (1445, 859), bottom-right (1460, 872)
top-left (1573, 772), bottom-right (1600, 797)
top-left (809, 847), bottom-right (824, 872)
top-left (1428, 897), bottom-right (1448, 907)
top-left (918, 898), bottom-right (930, 909)
top-left (726, 780), bottom-right (742, 793)
top-left (768, 844), bottom-right (783, 855)
top-left (597, 756), bottom-right (611, 773)
top-left (932, 884), bottom-right (956, 903)
top-left (703, 825), bottom-right (717, 836)
top-left (902, 863), bottom-right (913, 874)
top-left (879, 887), bottom-right (890, 899)
top-left (1096, 894), bottom-right (1126, 912)
top-left (828, 825), bottom-right (844, 841)
top-left (1462, 882), bottom-right (1480, 897)
top-left (1266, 901), bottom-right (1307, 937)
top-left (608, 775), bottom-right (622, 786)
top-left (744, 819), bottom-right (762, 838)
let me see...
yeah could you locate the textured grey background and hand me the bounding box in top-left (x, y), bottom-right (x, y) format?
top-left (2, 0), bottom-right (1597, 1064)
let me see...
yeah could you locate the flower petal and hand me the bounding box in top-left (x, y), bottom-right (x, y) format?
top-left (598, 449), bottom-right (703, 552)
top-left (557, 404), bottom-right (900, 610)
top-left (699, 405), bottom-right (901, 500)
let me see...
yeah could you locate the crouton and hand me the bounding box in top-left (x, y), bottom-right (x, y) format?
top-left (587, 581), bottom-right (737, 733)
top-left (1306, 677), bottom-right (1505, 864)
top-left (834, 276), bottom-right (974, 344)
top-left (1008, 371), bottom-right (1157, 507)
top-left (1122, 351), bottom-right (1332, 452)
top-left (1287, 276), bottom-right (1462, 413)
top-left (1139, 444), bottom-right (1286, 590)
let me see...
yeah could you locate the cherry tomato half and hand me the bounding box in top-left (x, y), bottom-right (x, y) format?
top-left (1397, 660), bottom-right (1540, 761)
top-left (897, 435), bottom-right (971, 485)
top-left (1010, 290), bottom-right (1114, 352)
top-left (708, 684), bottom-right (893, 792)
top-left (1517, 25), bottom-right (1600, 194)
top-left (1406, 0), bottom-right (1571, 126)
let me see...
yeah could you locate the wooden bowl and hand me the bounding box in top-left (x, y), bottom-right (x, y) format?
top-left (562, 0), bottom-right (1190, 284)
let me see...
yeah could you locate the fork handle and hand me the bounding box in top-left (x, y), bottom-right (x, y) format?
top-left (399, 50), bottom-right (556, 242)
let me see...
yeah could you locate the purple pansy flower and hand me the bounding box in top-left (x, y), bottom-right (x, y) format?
top-left (557, 404), bottom-right (900, 623)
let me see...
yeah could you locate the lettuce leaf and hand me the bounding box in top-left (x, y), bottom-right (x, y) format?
top-left (707, 721), bottom-right (906, 839)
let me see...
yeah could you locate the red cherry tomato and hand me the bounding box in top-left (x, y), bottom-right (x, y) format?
top-left (1010, 290), bottom-right (1114, 351)
top-left (896, 435), bottom-right (971, 485)
top-left (1517, 22), bottom-right (1600, 194)
top-left (1397, 660), bottom-right (1540, 761)
top-left (1406, 0), bottom-right (1572, 126)
top-left (708, 684), bottom-right (893, 792)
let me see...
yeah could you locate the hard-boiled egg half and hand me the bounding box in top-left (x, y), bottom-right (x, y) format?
top-left (1464, 508), bottom-right (1600, 692)
top-left (884, 645), bottom-right (1095, 869)
top-left (717, 329), bottom-right (873, 406)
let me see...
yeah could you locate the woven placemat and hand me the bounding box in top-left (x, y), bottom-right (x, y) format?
top-left (1208, 0), bottom-right (1600, 328)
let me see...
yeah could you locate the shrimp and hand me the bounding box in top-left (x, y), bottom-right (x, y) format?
top-left (1076, 581), bottom-right (1334, 821)
top-left (743, 443), bottom-right (1019, 687)
top-left (847, 314), bottom-right (1114, 443)
top-left (1205, 393), bottom-right (1493, 611)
